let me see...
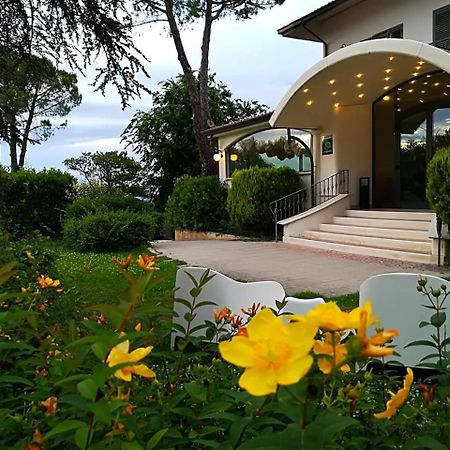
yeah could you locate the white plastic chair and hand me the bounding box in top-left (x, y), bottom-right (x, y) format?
top-left (172, 266), bottom-right (325, 348)
top-left (359, 273), bottom-right (450, 367)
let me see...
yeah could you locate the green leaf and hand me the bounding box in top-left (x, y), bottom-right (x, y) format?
top-left (303, 412), bottom-right (359, 450)
top-left (46, 420), bottom-right (85, 439)
top-left (122, 443), bottom-right (144, 450)
top-left (0, 376), bottom-right (33, 387)
top-left (430, 312), bottom-right (446, 328)
top-left (419, 321), bottom-right (431, 328)
top-left (74, 423), bottom-right (89, 449)
top-left (174, 297), bottom-right (192, 309)
top-left (404, 436), bottom-right (448, 450)
top-left (91, 341), bottom-right (110, 360)
top-left (91, 399), bottom-right (113, 424)
top-left (185, 381), bottom-right (207, 402)
top-left (405, 340), bottom-right (438, 349)
top-left (146, 428), bottom-right (169, 449)
top-left (77, 378), bottom-right (98, 402)
top-left (441, 336), bottom-right (450, 347)
top-left (194, 301), bottom-right (217, 309)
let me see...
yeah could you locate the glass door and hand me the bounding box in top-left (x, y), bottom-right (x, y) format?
top-left (433, 108), bottom-right (450, 152)
top-left (398, 112), bottom-right (428, 208)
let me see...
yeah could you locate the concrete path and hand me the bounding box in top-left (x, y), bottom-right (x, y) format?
top-left (154, 240), bottom-right (449, 296)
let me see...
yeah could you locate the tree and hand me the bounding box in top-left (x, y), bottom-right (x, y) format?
top-left (122, 74), bottom-right (267, 206)
top-left (134, 0), bottom-right (284, 173)
top-left (64, 151), bottom-right (146, 197)
top-left (0, 49), bottom-right (82, 171)
top-left (0, 0), bottom-right (147, 106)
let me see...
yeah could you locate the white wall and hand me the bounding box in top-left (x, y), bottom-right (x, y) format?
top-left (314, 0), bottom-right (450, 54)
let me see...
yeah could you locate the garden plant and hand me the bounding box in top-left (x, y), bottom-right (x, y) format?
top-left (1, 241), bottom-right (450, 449)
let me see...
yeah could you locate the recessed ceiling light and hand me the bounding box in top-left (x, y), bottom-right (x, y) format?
top-left (410, 80), bottom-right (416, 84)
top-left (426, 74), bottom-right (432, 78)
top-left (434, 82), bottom-right (440, 86)
top-left (418, 61), bottom-right (425, 65)
top-left (356, 73), bottom-right (363, 78)
top-left (420, 99), bottom-right (424, 103)
top-left (303, 88), bottom-right (309, 93)
top-left (332, 91), bottom-right (337, 96)
top-left (421, 90), bottom-right (426, 94)
top-left (398, 88), bottom-right (402, 91)
top-left (383, 86), bottom-right (390, 90)
top-left (389, 56), bottom-right (395, 61)
top-left (383, 96), bottom-right (391, 101)
top-left (385, 69), bottom-right (392, 73)
top-left (329, 79), bottom-right (336, 85)
top-left (384, 77), bottom-right (391, 81)
top-left (358, 93), bottom-right (364, 98)
top-left (412, 73), bottom-right (419, 77)
top-left (444, 92), bottom-right (448, 96)
top-left (357, 83), bottom-right (364, 88)
top-left (306, 100), bottom-right (313, 106)
top-left (423, 82), bottom-right (429, 85)
top-left (334, 102), bottom-right (340, 108)
top-left (408, 89), bottom-right (414, 93)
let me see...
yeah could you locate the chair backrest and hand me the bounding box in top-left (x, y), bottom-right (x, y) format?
top-left (359, 273), bottom-right (450, 367)
top-left (172, 266), bottom-right (286, 347)
top-left (172, 267), bottom-right (326, 348)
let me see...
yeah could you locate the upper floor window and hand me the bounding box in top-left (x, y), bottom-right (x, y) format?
top-left (433, 5), bottom-right (450, 50)
top-left (372, 24), bottom-right (403, 40)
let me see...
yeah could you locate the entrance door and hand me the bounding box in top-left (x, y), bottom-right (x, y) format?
top-left (398, 112), bottom-right (428, 208)
top-left (433, 108), bottom-right (450, 153)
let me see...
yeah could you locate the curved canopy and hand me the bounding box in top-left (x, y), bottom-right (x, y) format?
top-left (270, 39), bottom-right (450, 129)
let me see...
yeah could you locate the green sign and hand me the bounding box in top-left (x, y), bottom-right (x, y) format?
top-left (322, 135), bottom-right (333, 155)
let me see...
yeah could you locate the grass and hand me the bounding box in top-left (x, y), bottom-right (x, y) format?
top-left (293, 291), bottom-right (359, 311)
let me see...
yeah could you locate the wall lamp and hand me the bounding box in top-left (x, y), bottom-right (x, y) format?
top-left (230, 153), bottom-right (238, 161)
top-left (213, 152), bottom-right (223, 162)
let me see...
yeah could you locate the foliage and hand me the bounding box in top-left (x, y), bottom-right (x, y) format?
top-left (2, 246), bottom-right (450, 448)
top-left (0, 0), bottom-right (148, 107)
top-left (227, 166), bottom-right (303, 236)
top-left (133, 0), bottom-right (282, 174)
top-left (123, 75), bottom-right (267, 207)
top-left (67, 193), bottom-right (156, 220)
top-left (65, 151), bottom-right (146, 197)
top-left (0, 48), bottom-right (81, 171)
top-left (63, 211), bottom-right (160, 252)
top-left (426, 147), bottom-right (450, 224)
top-left (0, 168), bottom-right (76, 237)
top-left (164, 175), bottom-right (228, 234)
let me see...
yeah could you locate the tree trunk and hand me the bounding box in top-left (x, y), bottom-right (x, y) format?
top-left (164, 0), bottom-right (216, 174)
top-left (19, 86), bottom-right (39, 168)
top-left (9, 119), bottom-right (19, 172)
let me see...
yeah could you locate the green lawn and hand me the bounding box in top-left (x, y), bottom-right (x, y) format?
top-left (291, 291), bottom-right (359, 311)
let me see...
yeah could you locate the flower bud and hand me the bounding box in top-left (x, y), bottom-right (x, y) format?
top-left (418, 278), bottom-right (427, 287)
top-left (432, 288), bottom-right (442, 298)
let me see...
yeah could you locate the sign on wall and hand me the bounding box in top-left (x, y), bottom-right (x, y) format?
top-left (322, 135), bottom-right (333, 155)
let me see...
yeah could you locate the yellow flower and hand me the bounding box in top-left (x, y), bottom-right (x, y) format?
top-left (219, 308), bottom-right (318, 396)
top-left (374, 368), bottom-right (414, 419)
top-left (289, 301), bottom-right (378, 331)
top-left (37, 275), bottom-right (60, 289)
top-left (137, 254), bottom-right (159, 271)
top-left (134, 322), bottom-right (142, 332)
top-left (357, 309), bottom-right (399, 357)
top-left (106, 335), bottom-right (155, 382)
top-left (26, 251), bottom-right (35, 262)
top-left (313, 332), bottom-right (350, 374)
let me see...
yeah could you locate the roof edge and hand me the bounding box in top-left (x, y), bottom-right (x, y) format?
top-left (202, 112), bottom-right (273, 136)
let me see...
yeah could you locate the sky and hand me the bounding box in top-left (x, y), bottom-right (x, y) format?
top-left (1, 0), bottom-right (328, 170)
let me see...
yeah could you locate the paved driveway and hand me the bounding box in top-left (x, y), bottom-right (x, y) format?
top-left (154, 240), bottom-right (448, 296)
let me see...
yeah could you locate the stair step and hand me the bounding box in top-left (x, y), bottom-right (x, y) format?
top-left (345, 210), bottom-right (434, 221)
top-left (333, 216), bottom-right (430, 231)
top-left (284, 236), bottom-right (437, 264)
top-left (319, 224), bottom-right (430, 241)
top-left (302, 230), bottom-right (432, 254)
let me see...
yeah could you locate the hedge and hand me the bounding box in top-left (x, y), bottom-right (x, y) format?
top-left (227, 167), bottom-right (303, 236)
top-left (427, 147), bottom-right (450, 224)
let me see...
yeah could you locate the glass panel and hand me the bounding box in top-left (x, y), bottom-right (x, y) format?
top-left (227, 129), bottom-right (312, 177)
top-left (433, 108), bottom-right (450, 152)
top-left (399, 112), bottom-right (427, 207)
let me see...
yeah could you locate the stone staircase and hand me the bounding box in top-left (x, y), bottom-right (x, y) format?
top-left (283, 209), bottom-right (437, 264)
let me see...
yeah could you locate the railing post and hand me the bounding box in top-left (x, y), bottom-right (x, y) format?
top-left (274, 205), bottom-right (278, 243)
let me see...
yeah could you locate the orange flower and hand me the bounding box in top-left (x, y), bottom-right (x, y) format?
top-left (374, 368), bottom-right (414, 419)
top-left (237, 327), bottom-right (248, 337)
top-left (134, 322), bottom-right (142, 332)
top-left (313, 332), bottom-right (350, 374)
top-left (37, 275), bottom-right (60, 289)
top-left (40, 396), bottom-right (58, 415)
top-left (357, 309), bottom-right (399, 357)
top-left (95, 313), bottom-right (107, 325)
top-left (25, 445), bottom-right (42, 450)
top-left (112, 254), bottom-right (132, 270)
top-left (230, 314), bottom-right (244, 329)
top-left (241, 302), bottom-right (261, 317)
top-left (418, 383), bottom-right (436, 406)
top-left (123, 404), bottom-right (137, 415)
top-left (33, 428), bottom-right (44, 444)
top-left (212, 307), bottom-right (231, 323)
top-left (137, 254), bottom-right (159, 271)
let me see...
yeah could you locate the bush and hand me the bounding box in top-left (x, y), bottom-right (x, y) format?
top-left (67, 193), bottom-right (155, 220)
top-left (227, 167), bottom-right (303, 236)
top-left (0, 168), bottom-right (76, 237)
top-left (64, 210), bottom-right (160, 251)
top-left (427, 147), bottom-right (450, 224)
top-left (165, 176), bottom-right (228, 233)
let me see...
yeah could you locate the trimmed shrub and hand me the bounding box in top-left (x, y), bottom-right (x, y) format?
top-left (227, 167), bottom-right (303, 236)
top-left (63, 211), bottom-right (160, 252)
top-left (0, 169), bottom-right (76, 237)
top-left (427, 147), bottom-right (450, 224)
top-left (165, 176), bottom-right (228, 233)
top-left (67, 193), bottom-right (155, 220)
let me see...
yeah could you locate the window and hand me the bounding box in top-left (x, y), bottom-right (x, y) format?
top-left (434, 5), bottom-right (450, 50)
top-left (372, 24), bottom-right (403, 39)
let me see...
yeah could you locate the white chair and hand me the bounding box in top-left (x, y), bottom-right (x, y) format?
top-left (172, 266), bottom-right (325, 348)
top-left (359, 273), bottom-right (450, 367)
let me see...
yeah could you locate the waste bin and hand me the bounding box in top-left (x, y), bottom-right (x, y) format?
top-left (359, 177), bottom-right (370, 209)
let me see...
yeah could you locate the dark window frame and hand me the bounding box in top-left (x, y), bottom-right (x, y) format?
top-left (433, 4), bottom-right (450, 46)
top-left (372, 23), bottom-right (403, 40)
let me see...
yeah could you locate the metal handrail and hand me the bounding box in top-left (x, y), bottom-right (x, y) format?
top-left (270, 169), bottom-right (349, 242)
